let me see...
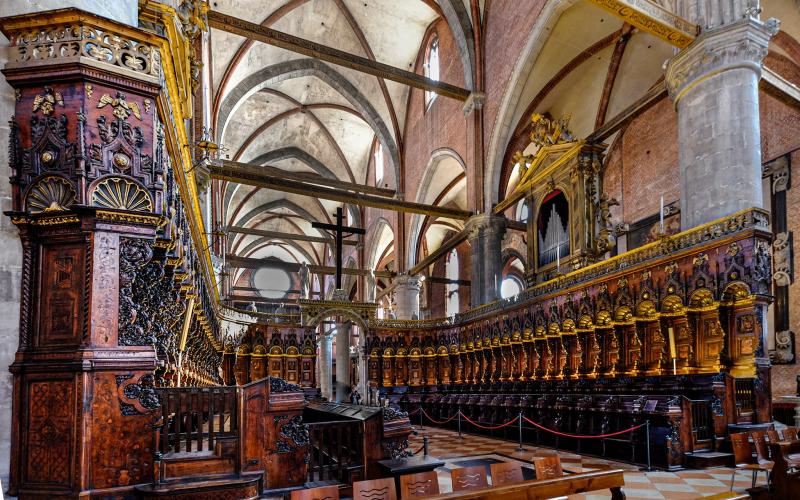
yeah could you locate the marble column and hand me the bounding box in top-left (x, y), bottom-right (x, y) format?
top-left (466, 214), bottom-right (507, 306)
top-left (318, 332), bottom-right (333, 400)
top-left (335, 321), bottom-right (351, 403)
top-left (394, 275), bottom-right (422, 319)
top-left (665, 5), bottom-right (778, 229)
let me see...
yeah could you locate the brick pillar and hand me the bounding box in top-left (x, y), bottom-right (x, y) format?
top-left (665, 11), bottom-right (778, 229)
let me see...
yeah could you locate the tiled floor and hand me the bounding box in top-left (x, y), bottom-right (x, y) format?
top-left (408, 427), bottom-right (763, 499)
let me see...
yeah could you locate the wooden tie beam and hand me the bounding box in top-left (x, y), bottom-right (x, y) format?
top-left (211, 162), bottom-right (473, 220)
top-left (208, 10), bottom-right (472, 101)
top-left (226, 254), bottom-right (395, 278)
top-left (221, 159), bottom-right (395, 197)
top-left (227, 225), bottom-right (358, 246)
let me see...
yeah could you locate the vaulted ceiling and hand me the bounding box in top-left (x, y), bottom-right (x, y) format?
top-left (211, 0), bottom-right (455, 299)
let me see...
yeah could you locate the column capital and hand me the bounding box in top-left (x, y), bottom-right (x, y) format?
top-left (461, 92), bottom-right (486, 116)
top-left (665, 17), bottom-right (778, 103)
top-left (394, 273), bottom-right (423, 290)
top-left (465, 213), bottom-right (506, 240)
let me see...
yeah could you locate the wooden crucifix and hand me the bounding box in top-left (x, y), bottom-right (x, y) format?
top-left (312, 207), bottom-right (364, 290)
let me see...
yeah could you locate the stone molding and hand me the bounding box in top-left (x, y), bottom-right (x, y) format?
top-left (665, 17), bottom-right (777, 103)
top-left (461, 92), bottom-right (486, 116)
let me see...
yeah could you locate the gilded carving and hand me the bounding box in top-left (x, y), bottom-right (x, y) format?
top-left (90, 177), bottom-right (153, 212)
top-left (25, 176), bottom-right (76, 213)
top-left (98, 92), bottom-right (142, 121)
top-left (32, 86), bottom-right (64, 115)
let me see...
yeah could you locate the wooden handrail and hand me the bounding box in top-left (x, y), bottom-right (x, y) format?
top-left (422, 469), bottom-right (625, 499)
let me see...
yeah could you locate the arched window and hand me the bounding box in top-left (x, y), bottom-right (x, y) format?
top-left (501, 276), bottom-right (522, 299)
top-left (515, 199), bottom-right (529, 222)
top-left (424, 36), bottom-right (440, 106)
top-left (445, 248), bottom-right (459, 317)
top-left (374, 143), bottom-right (384, 186)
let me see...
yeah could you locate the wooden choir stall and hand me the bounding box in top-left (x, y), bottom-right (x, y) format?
top-left (370, 207), bottom-right (773, 470)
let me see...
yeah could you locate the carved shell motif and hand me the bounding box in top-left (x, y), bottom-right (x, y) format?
top-left (90, 177), bottom-right (153, 212)
top-left (25, 176), bottom-right (76, 213)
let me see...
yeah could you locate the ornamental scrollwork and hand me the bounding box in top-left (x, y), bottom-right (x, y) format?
top-left (270, 377), bottom-right (302, 393)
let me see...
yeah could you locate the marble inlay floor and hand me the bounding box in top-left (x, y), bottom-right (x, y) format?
top-left (408, 427), bottom-right (762, 499)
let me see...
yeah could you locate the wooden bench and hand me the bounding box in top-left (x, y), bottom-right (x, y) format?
top-left (420, 468), bottom-right (625, 499)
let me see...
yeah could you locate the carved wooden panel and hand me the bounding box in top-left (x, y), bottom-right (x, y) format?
top-left (38, 243), bottom-right (84, 347)
top-left (269, 357), bottom-right (284, 379)
top-left (24, 378), bottom-right (74, 486)
top-left (408, 356), bottom-right (422, 386)
top-left (301, 357), bottom-right (315, 387)
top-left (284, 357), bottom-right (299, 384)
top-left (382, 357), bottom-right (393, 386)
top-left (90, 372), bottom-right (155, 488)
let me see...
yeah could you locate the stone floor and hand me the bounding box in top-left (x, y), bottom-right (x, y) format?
top-left (408, 427), bottom-right (763, 499)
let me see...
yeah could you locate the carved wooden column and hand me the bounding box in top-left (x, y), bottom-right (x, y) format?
top-left (393, 348), bottom-right (407, 387)
top-left (381, 349), bottom-right (394, 387)
top-left (234, 345), bottom-right (252, 385)
top-left (250, 344), bottom-right (267, 381)
top-left (222, 347), bottom-right (236, 385)
top-left (438, 348), bottom-right (451, 385)
top-left (2, 9), bottom-right (181, 496)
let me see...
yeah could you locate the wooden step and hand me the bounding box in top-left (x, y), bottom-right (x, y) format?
top-left (160, 451), bottom-right (237, 481)
top-left (684, 450), bottom-right (734, 469)
top-left (136, 475), bottom-right (261, 499)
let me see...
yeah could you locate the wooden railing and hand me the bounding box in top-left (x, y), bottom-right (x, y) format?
top-left (306, 420), bottom-right (364, 483)
top-left (734, 378), bottom-right (755, 417)
top-left (157, 386), bottom-right (239, 454)
top-left (688, 399), bottom-right (713, 446)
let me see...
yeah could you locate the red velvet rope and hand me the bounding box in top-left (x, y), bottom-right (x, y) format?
top-left (460, 412), bottom-right (519, 430)
top-left (420, 408), bottom-right (459, 425)
top-left (522, 416), bottom-right (646, 439)
top-left (412, 444), bottom-right (425, 455)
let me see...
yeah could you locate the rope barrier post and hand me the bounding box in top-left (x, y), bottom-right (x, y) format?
top-left (517, 412), bottom-right (524, 451)
top-left (458, 408), bottom-right (463, 439)
top-left (645, 420), bottom-right (652, 471)
top-left (423, 436), bottom-right (429, 457)
top-left (420, 405), bottom-right (424, 429)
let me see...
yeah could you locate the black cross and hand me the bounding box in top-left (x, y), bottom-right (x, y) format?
top-left (312, 207), bottom-right (364, 290)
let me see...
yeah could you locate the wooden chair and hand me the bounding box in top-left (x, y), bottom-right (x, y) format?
top-left (353, 478), bottom-right (397, 500)
top-left (533, 455), bottom-right (564, 480)
top-left (399, 471), bottom-right (440, 498)
top-left (767, 429), bottom-right (781, 444)
top-left (769, 442), bottom-right (800, 498)
top-left (450, 465), bottom-right (489, 492)
top-left (729, 432), bottom-right (772, 490)
top-left (489, 462), bottom-right (524, 486)
top-left (784, 427), bottom-right (799, 441)
top-left (291, 485), bottom-right (340, 500)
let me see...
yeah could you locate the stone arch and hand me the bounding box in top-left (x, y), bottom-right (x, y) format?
top-left (483, 0), bottom-right (577, 212)
top-left (217, 58), bottom-right (400, 190)
top-left (302, 308), bottom-right (369, 332)
top-left (365, 217), bottom-right (395, 270)
top-left (407, 148), bottom-right (468, 269)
